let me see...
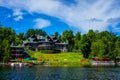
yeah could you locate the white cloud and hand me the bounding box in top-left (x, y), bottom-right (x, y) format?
top-left (34, 18), bottom-right (51, 29)
top-left (14, 15), bottom-right (23, 21)
top-left (13, 9), bottom-right (24, 21)
top-left (0, 0), bottom-right (120, 33)
top-left (13, 9), bottom-right (23, 16)
top-left (7, 14), bottom-right (11, 18)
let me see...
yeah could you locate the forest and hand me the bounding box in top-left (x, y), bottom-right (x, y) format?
top-left (0, 25), bottom-right (120, 62)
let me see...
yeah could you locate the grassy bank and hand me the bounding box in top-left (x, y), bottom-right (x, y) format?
top-left (25, 50), bottom-right (92, 67)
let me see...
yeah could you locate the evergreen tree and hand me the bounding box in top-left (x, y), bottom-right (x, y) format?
top-left (61, 30), bottom-right (74, 51)
top-left (79, 34), bottom-right (91, 58)
top-left (0, 27), bottom-right (15, 61)
top-left (74, 32), bottom-right (81, 51)
top-left (1, 40), bottom-right (10, 62)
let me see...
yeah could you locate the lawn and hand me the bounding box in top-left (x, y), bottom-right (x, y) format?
top-left (26, 50), bottom-right (91, 66)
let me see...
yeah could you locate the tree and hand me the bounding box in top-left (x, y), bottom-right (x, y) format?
top-left (0, 27), bottom-right (15, 62)
top-left (0, 21), bottom-right (2, 28)
top-left (99, 31), bottom-right (111, 40)
top-left (17, 32), bottom-right (25, 40)
top-left (15, 36), bottom-right (22, 45)
top-left (61, 30), bottom-right (74, 51)
top-left (25, 29), bottom-right (35, 38)
top-left (113, 40), bottom-right (120, 58)
top-left (80, 30), bottom-right (96, 58)
top-left (90, 40), bottom-right (106, 58)
top-left (54, 32), bottom-right (60, 38)
top-left (15, 33), bottom-right (25, 45)
top-left (99, 31), bottom-right (117, 58)
top-left (74, 32), bottom-right (81, 50)
top-left (87, 29), bottom-right (96, 42)
top-left (61, 30), bottom-right (73, 41)
top-left (0, 27), bottom-right (15, 44)
top-left (25, 29), bottom-right (47, 38)
top-left (35, 29), bottom-right (47, 36)
top-left (1, 40), bottom-right (10, 62)
top-left (79, 34), bottom-right (91, 58)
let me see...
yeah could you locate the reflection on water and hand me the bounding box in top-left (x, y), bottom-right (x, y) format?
top-left (0, 65), bottom-right (120, 80)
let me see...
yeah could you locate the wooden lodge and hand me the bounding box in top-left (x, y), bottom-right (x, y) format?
top-left (10, 45), bottom-right (30, 59)
top-left (23, 34), bottom-right (69, 52)
top-left (10, 34), bottom-right (69, 59)
top-left (10, 46), bottom-right (24, 59)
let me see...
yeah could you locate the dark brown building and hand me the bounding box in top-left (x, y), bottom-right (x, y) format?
top-left (23, 34), bottom-right (69, 52)
top-left (10, 45), bottom-right (29, 59)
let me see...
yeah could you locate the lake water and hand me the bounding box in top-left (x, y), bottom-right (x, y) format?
top-left (0, 65), bottom-right (120, 80)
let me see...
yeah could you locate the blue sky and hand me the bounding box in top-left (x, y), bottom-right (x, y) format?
top-left (0, 0), bottom-right (120, 35)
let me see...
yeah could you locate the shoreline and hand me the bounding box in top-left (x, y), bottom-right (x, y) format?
top-left (0, 61), bottom-right (120, 67)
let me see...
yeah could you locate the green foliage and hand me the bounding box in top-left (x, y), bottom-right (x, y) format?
top-left (61, 30), bottom-right (73, 41)
top-left (0, 27), bottom-right (15, 62)
top-left (87, 29), bottom-right (97, 42)
top-left (89, 31), bottom-right (119, 59)
top-left (61, 30), bottom-right (74, 51)
top-left (74, 32), bottom-right (81, 50)
top-left (25, 29), bottom-right (35, 38)
top-left (54, 32), bottom-right (60, 38)
top-left (113, 40), bottom-right (120, 57)
top-left (25, 29), bottom-right (47, 38)
top-left (1, 24), bottom-right (120, 62)
top-left (0, 39), bottom-right (10, 62)
top-left (17, 33), bottom-right (25, 40)
top-left (78, 30), bottom-right (120, 59)
top-left (90, 40), bottom-right (106, 58)
top-left (79, 34), bottom-right (91, 58)
top-left (0, 27), bottom-right (15, 44)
